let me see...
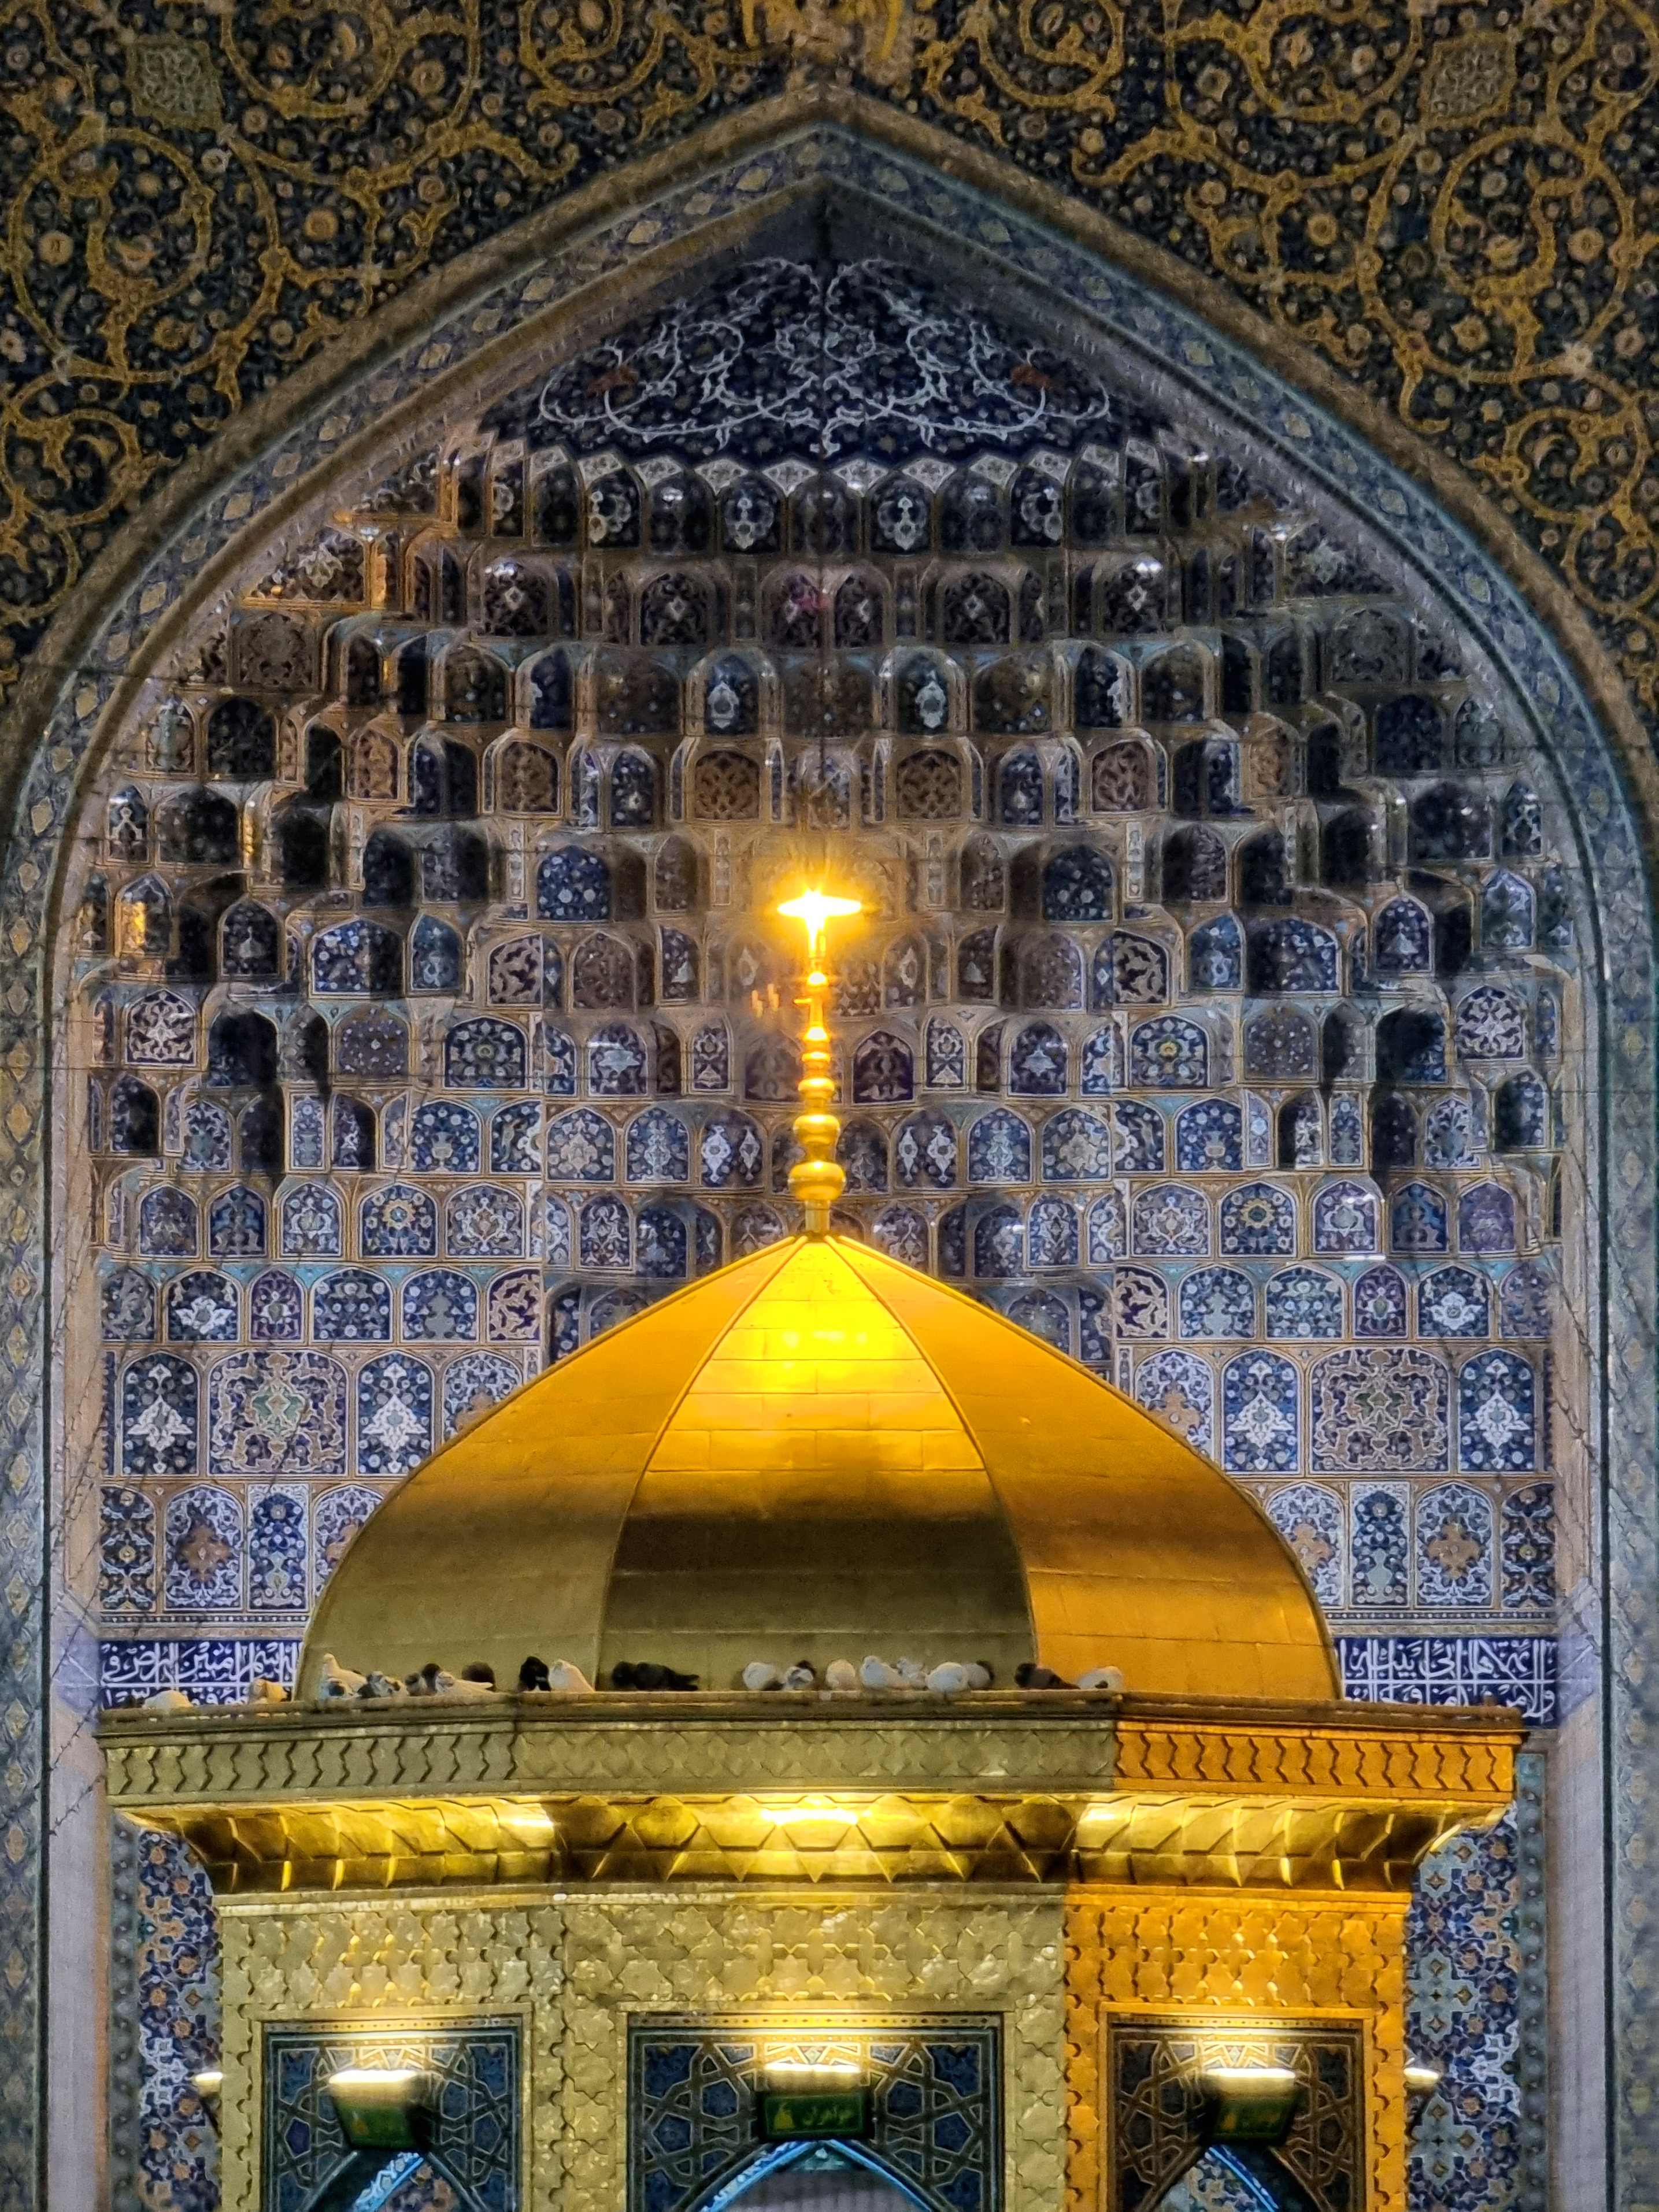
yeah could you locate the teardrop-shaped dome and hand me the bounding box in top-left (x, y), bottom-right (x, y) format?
top-left (301, 1237), bottom-right (1336, 1699)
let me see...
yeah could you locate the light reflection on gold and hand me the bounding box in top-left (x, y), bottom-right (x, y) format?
top-left (119, 1768), bottom-right (1514, 1896)
top-left (777, 885), bottom-right (861, 1233)
top-left (760, 1799), bottom-right (861, 1827)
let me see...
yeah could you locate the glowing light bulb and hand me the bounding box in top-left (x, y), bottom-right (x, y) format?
top-left (778, 889), bottom-right (861, 960)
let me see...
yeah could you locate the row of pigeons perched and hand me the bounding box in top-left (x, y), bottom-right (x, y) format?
top-left (129, 1652), bottom-right (1128, 1711)
top-left (310, 1653), bottom-right (1126, 1702)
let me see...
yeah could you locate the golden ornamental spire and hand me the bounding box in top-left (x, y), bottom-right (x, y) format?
top-left (777, 890), bottom-right (861, 1236)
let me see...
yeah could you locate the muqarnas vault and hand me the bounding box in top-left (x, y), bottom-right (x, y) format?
top-left (77, 244), bottom-right (1564, 2212)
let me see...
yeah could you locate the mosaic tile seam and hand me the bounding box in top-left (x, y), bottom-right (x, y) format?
top-left (112, 1820), bottom-right (220, 2212)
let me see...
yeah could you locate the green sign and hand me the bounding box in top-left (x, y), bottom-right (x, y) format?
top-left (1206, 2089), bottom-right (1301, 2146)
top-left (334, 2102), bottom-right (422, 2152)
top-left (758, 2087), bottom-right (871, 2141)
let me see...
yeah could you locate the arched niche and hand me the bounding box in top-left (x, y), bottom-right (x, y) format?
top-left (12, 122), bottom-right (1649, 2212)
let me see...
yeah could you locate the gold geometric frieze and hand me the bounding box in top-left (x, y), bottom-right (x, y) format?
top-left (101, 1700), bottom-right (1127, 1803)
top-left (123, 1785), bottom-right (1501, 1897)
top-left (214, 1891), bottom-right (1067, 2212)
top-left (101, 1694), bottom-right (1521, 1814)
top-left (1065, 1891), bottom-right (1410, 2212)
top-left (104, 1696), bottom-right (1519, 1899)
top-left (1112, 1710), bottom-right (1517, 1801)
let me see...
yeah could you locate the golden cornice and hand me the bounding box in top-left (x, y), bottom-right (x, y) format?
top-left (103, 1692), bottom-right (1520, 1896)
top-left (124, 1788), bottom-right (1488, 1898)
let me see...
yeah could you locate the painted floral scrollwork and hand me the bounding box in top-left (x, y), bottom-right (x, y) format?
top-left (0, 0), bottom-right (1655, 717)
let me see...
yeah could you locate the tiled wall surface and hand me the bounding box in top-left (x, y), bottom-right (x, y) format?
top-left (97, 243), bottom-right (1560, 2212)
top-left (80, 256), bottom-right (1561, 1703)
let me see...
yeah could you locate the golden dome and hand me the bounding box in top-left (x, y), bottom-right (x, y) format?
top-left (301, 1237), bottom-right (1337, 1700)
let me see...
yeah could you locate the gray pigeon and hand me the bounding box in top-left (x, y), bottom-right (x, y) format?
top-left (319, 1654), bottom-right (366, 1700)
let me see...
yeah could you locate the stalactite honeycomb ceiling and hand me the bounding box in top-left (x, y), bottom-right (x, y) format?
top-left (75, 254), bottom-right (1563, 1695)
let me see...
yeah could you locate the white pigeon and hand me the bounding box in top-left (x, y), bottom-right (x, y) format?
top-left (440, 1672), bottom-right (495, 1699)
top-left (824, 1659), bottom-right (859, 1693)
top-left (319, 1654), bottom-right (366, 1700)
top-left (926, 1662), bottom-right (972, 1692)
top-left (860, 1655), bottom-right (899, 1689)
top-left (249, 1677), bottom-right (288, 1703)
top-left (743, 1661), bottom-right (784, 1691)
top-left (142, 1688), bottom-right (192, 1713)
top-left (894, 1655), bottom-right (928, 1687)
top-left (1078, 1666), bottom-right (1125, 1692)
top-left (546, 1661), bottom-right (592, 1692)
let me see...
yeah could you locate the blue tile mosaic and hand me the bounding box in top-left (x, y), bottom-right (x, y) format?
top-left (264, 2019), bottom-right (520, 2212)
top-left (629, 2014), bottom-right (1000, 2212)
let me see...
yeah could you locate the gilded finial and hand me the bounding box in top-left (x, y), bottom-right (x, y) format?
top-left (778, 890), bottom-right (861, 1235)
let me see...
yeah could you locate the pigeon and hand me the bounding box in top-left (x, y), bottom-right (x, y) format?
top-left (965, 1662), bottom-right (993, 1689)
top-left (743, 1661), bottom-right (784, 1691)
top-left (409, 1662), bottom-right (491, 1698)
top-left (1078, 1666), bottom-right (1125, 1692)
top-left (894, 1655), bottom-right (928, 1687)
top-left (860, 1655), bottom-right (900, 1689)
top-left (357, 1672), bottom-right (404, 1700)
top-left (782, 1661), bottom-right (817, 1690)
top-left (461, 1663), bottom-right (496, 1688)
top-left (249, 1677), bottom-right (288, 1703)
top-left (824, 1659), bottom-right (859, 1693)
top-left (1014, 1662), bottom-right (1075, 1690)
top-left (546, 1661), bottom-right (591, 1691)
top-left (142, 1688), bottom-right (192, 1713)
top-left (612, 1661), bottom-right (699, 1691)
top-left (517, 1657), bottom-right (551, 1692)
top-left (926, 1662), bottom-right (972, 1692)
top-left (319, 1654), bottom-right (366, 1700)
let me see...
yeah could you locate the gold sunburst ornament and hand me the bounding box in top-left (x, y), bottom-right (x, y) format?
top-left (777, 890), bottom-right (862, 1234)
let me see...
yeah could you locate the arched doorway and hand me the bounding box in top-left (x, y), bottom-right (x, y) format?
top-left (708, 2144), bottom-right (930, 2212)
top-left (31, 121), bottom-right (1643, 2212)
